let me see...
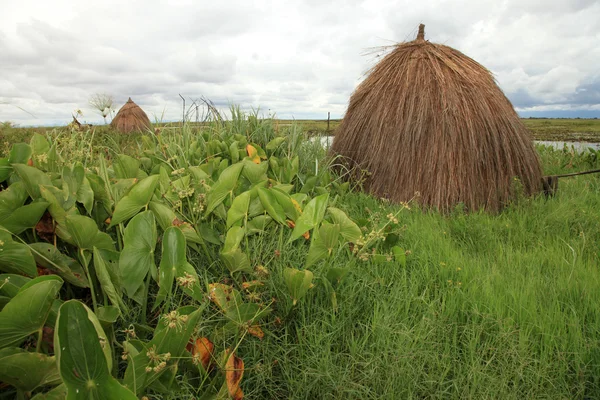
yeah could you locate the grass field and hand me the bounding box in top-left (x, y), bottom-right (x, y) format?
top-left (0, 116), bottom-right (599, 399)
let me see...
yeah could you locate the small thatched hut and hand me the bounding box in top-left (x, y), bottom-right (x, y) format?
top-left (110, 98), bottom-right (152, 133)
top-left (330, 24), bottom-right (542, 212)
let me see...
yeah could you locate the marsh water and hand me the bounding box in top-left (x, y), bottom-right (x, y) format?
top-left (315, 136), bottom-right (600, 152)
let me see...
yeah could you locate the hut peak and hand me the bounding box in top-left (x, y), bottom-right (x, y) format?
top-left (416, 24), bottom-right (425, 41)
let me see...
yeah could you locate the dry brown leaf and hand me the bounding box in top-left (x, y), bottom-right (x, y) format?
top-left (190, 337), bottom-right (214, 370)
top-left (246, 144), bottom-right (261, 164)
top-left (225, 350), bottom-right (244, 399)
top-left (247, 325), bottom-right (264, 340)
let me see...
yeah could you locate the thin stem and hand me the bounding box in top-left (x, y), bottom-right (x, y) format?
top-left (80, 249), bottom-right (98, 312)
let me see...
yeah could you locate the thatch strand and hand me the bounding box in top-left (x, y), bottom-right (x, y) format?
top-left (330, 25), bottom-right (542, 212)
top-left (111, 97), bottom-right (152, 133)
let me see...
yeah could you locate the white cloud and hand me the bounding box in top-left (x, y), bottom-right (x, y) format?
top-left (0, 0), bottom-right (599, 126)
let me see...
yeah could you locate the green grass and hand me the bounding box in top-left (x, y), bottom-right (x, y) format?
top-left (1, 117), bottom-right (600, 399)
top-left (234, 167), bottom-right (600, 398)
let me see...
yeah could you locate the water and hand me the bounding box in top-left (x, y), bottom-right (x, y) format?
top-left (314, 136), bottom-right (599, 153)
top-left (534, 141), bottom-right (600, 152)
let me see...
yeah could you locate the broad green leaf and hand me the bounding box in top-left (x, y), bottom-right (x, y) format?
top-left (221, 249), bottom-right (252, 274)
top-left (55, 300), bottom-right (137, 400)
top-left (124, 306), bottom-right (202, 394)
top-left (149, 200), bottom-right (177, 230)
top-left (266, 136), bottom-right (286, 151)
top-left (326, 267), bottom-right (349, 286)
top-left (0, 275), bottom-right (62, 349)
top-left (204, 162), bottom-right (244, 216)
top-left (246, 215), bottom-right (273, 235)
top-left (120, 211), bottom-right (157, 298)
top-left (305, 223), bottom-right (340, 268)
top-left (223, 226), bottom-right (244, 253)
top-left (96, 306), bottom-right (120, 326)
top-left (257, 187), bottom-right (286, 225)
top-left (0, 274), bottom-right (30, 297)
top-left (0, 181), bottom-right (28, 221)
top-left (289, 193), bottom-right (329, 242)
top-left (110, 175), bottom-right (160, 227)
top-left (226, 190), bottom-right (251, 228)
top-left (30, 133), bottom-right (50, 167)
top-left (65, 215), bottom-right (114, 251)
top-left (0, 228), bottom-right (37, 276)
top-left (9, 143), bottom-right (32, 164)
top-left (12, 164), bottom-right (53, 199)
top-left (271, 187), bottom-right (299, 220)
top-left (154, 227), bottom-right (186, 309)
top-left (31, 384), bottom-right (68, 400)
top-left (392, 246), bottom-right (406, 267)
top-left (29, 243), bottom-right (88, 287)
top-left (63, 164), bottom-right (94, 215)
top-left (0, 158), bottom-right (11, 182)
top-left (0, 201), bottom-right (48, 235)
top-left (0, 348), bottom-right (60, 392)
top-left (328, 207), bottom-right (362, 243)
top-left (93, 247), bottom-right (127, 313)
top-left (113, 154), bottom-right (140, 179)
top-left (241, 158), bottom-right (268, 184)
top-left (283, 268), bottom-right (313, 306)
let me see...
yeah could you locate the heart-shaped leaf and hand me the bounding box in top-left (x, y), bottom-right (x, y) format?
top-left (327, 207), bottom-right (362, 243)
top-left (119, 211), bottom-right (157, 298)
top-left (257, 187), bottom-right (286, 225)
top-left (205, 162), bottom-right (244, 216)
top-left (0, 228), bottom-right (37, 276)
top-left (93, 247), bottom-right (127, 313)
top-left (0, 348), bottom-right (60, 392)
top-left (154, 227), bottom-right (187, 309)
top-left (29, 243), bottom-right (88, 287)
top-left (65, 215), bottom-right (114, 251)
top-left (12, 164), bottom-right (53, 199)
top-left (110, 175), bottom-right (160, 227)
top-left (288, 193), bottom-right (329, 242)
top-left (226, 191), bottom-right (251, 228)
top-left (283, 268), bottom-right (313, 306)
top-left (0, 275), bottom-right (63, 349)
top-left (305, 223), bottom-right (340, 268)
top-left (55, 300), bottom-right (136, 399)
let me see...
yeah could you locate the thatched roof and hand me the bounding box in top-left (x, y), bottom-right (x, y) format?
top-left (330, 24), bottom-right (542, 212)
top-left (110, 98), bottom-right (152, 133)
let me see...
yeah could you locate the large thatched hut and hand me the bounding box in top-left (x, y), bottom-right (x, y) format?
top-left (330, 25), bottom-right (542, 212)
top-left (110, 98), bottom-right (152, 133)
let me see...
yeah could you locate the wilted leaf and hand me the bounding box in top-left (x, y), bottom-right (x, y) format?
top-left (190, 337), bottom-right (214, 370)
top-left (225, 350), bottom-right (244, 399)
top-left (247, 325), bottom-right (264, 340)
top-left (246, 144), bottom-right (260, 164)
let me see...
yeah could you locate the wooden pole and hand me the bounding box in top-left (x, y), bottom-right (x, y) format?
top-left (327, 112), bottom-right (330, 132)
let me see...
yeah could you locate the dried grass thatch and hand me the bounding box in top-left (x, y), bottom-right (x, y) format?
top-left (330, 24), bottom-right (542, 212)
top-left (110, 97), bottom-right (152, 133)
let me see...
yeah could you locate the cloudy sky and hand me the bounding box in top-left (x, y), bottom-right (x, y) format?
top-left (1, 0), bottom-right (599, 126)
